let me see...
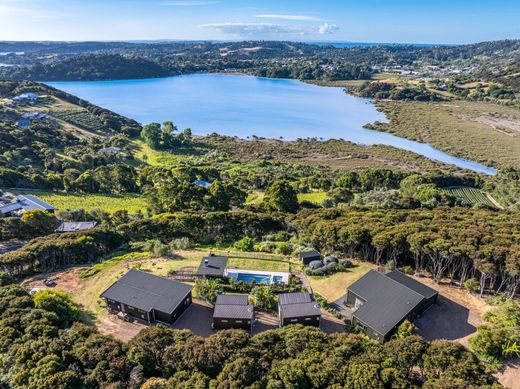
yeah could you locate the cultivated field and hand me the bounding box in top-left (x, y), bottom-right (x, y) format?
top-left (12, 190), bottom-right (148, 213)
top-left (441, 186), bottom-right (499, 209)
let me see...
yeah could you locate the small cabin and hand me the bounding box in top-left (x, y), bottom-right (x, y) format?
top-left (299, 250), bottom-right (321, 265)
top-left (213, 294), bottom-right (254, 332)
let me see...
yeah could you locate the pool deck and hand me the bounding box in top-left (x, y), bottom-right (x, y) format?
top-left (224, 268), bottom-right (290, 284)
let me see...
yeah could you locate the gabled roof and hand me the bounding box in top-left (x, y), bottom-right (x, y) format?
top-left (216, 294), bottom-right (249, 305)
top-left (17, 195), bottom-right (55, 211)
top-left (279, 292), bottom-right (312, 306)
top-left (348, 270), bottom-right (426, 336)
top-left (56, 221), bottom-right (97, 232)
top-left (280, 301), bottom-right (321, 318)
top-left (213, 304), bottom-right (254, 320)
top-left (197, 256), bottom-right (228, 277)
top-left (299, 250), bottom-right (321, 259)
top-left (385, 270), bottom-right (438, 300)
top-left (101, 269), bottom-right (192, 313)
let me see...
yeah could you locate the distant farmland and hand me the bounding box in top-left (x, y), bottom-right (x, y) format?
top-left (441, 187), bottom-right (498, 209)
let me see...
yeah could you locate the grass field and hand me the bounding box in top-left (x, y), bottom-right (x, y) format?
top-left (227, 258), bottom-right (291, 272)
top-left (12, 191), bottom-right (148, 213)
top-left (131, 139), bottom-right (180, 166)
top-left (308, 260), bottom-right (375, 302)
top-left (247, 191), bottom-right (327, 205)
top-left (441, 186), bottom-right (497, 209)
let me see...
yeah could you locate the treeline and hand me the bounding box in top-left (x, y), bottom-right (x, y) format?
top-left (0, 284), bottom-right (500, 388)
top-left (293, 207), bottom-right (520, 297)
top-left (118, 211), bottom-right (284, 245)
top-left (0, 229), bottom-right (124, 276)
top-left (355, 81), bottom-right (444, 102)
top-left (3, 54), bottom-right (171, 81)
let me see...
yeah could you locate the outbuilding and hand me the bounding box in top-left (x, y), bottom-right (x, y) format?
top-left (278, 292), bottom-right (321, 327)
top-left (212, 294), bottom-right (254, 331)
top-left (56, 221), bottom-right (97, 232)
top-left (299, 250), bottom-right (321, 265)
top-left (101, 269), bottom-right (192, 325)
top-left (197, 255), bottom-right (228, 278)
top-left (346, 269), bottom-right (438, 343)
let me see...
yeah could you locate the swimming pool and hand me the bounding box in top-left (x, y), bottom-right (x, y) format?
top-left (225, 269), bottom-right (290, 285)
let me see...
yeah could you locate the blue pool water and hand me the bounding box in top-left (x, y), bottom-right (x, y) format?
top-left (228, 272), bottom-right (284, 284)
top-left (48, 74), bottom-right (496, 174)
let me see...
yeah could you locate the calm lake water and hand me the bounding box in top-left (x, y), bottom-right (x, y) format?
top-left (48, 74), bottom-right (496, 175)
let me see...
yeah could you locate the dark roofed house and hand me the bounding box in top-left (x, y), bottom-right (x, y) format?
top-left (299, 250), bottom-right (321, 265)
top-left (101, 269), bottom-right (193, 325)
top-left (346, 270), bottom-right (438, 343)
top-left (56, 221), bottom-right (97, 232)
top-left (213, 294), bottom-right (254, 331)
top-left (278, 292), bottom-right (321, 327)
top-left (197, 256), bottom-right (228, 278)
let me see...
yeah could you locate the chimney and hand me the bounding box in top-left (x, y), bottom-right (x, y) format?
top-left (204, 259), bottom-right (209, 267)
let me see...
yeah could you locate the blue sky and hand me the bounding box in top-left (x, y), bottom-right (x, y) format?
top-left (0, 0), bottom-right (518, 43)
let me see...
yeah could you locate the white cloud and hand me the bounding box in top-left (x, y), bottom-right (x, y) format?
top-left (161, 1), bottom-right (220, 5)
top-left (255, 14), bottom-right (321, 21)
top-left (201, 22), bottom-right (303, 37)
top-left (318, 23), bottom-right (339, 34)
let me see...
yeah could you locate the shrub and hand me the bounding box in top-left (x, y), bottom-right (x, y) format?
top-left (0, 272), bottom-right (13, 286)
top-left (250, 285), bottom-right (277, 309)
top-left (169, 237), bottom-right (191, 250)
top-left (234, 236), bottom-right (255, 252)
top-left (33, 289), bottom-right (81, 327)
top-left (464, 278), bottom-right (479, 292)
top-left (400, 265), bottom-right (414, 275)
top-left (276, 242), bottom-right (293, 256)
top-left (195, 278), bottom-right (223, 304)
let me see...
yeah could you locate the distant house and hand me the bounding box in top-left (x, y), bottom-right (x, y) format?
top-left (194, 179), bottom-right (212, 188)
top-left (197, 256), bottom-right (228, 278)
top-left (0, 194), bottom-right (55, 217)
top-left (213, 294), bottom-right (254, 331)
top-left (13, 93), bottom-right (38, 103)
top-left (101, 269), bottom-right (193, 325)
top-left (346, 270), bottom-right (438, 343)
top-left (278, 292), bottom-right (321, 327)
top-left (56, 221), bottom-right (97, 233)
top-left (99, 146), bottom-right (121, 155)
top-left (299, 250), bottom-right (321, 265)
top-left (21, 111), bottom-right (46, 120)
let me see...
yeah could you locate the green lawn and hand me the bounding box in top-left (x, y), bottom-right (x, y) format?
top-left (228, 258), bottom-right (291, 272)
top-left (308, 260), bottom-right (375, 302)
top-left (131, 139), bottom-right (179, 166)
top-left (247, 191), bottom-right (327, 205)
top-left (11, 191), bottom-right (148, 214)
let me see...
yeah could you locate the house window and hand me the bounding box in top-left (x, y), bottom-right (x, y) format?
top-left (221, 320), bottom-right (228, 323)
top-left (305, 317), bottom-right (311, 321)
top-left (291, 319), bottom-right (298, 322)
top-left (235, 320), bottom-right (242, 323)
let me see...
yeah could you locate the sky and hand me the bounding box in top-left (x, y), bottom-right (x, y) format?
top-left (0, 0), bottom-right (519, 44)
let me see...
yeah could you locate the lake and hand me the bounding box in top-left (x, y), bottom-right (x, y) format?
top-left (48, 74), bottom-right (496, 175)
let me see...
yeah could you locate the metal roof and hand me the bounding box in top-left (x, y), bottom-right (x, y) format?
top-left (385, 270), bottom-right (438, 300)
top-left (213, 304), bottom-right (254, 320)
top-left (17, 195), bottom-right (55, 211)
top-left (278, 292), bottom-right (312, 306)
top-left (349, 270), bottom-right (425, 336)
top-left (280, 301), bottom-right (321, 318)
top-left (216, 294), bottom-right (249, 305)
top-left (101, 269), bottom-right (192, 314)
top-left (56, 221), bottom-right (97, 232)
top-left (299, 250), bottom-right (321, 259)
top-left (0, 202), bottom-right (23, 214)
top-left (197, 256), bottom-right (228, 276)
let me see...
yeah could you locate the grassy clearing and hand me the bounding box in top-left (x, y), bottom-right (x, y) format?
top-left (11, 191), bottom-right (148, 213)
top-left (131, 139), bottom-right (179, 166)
top-left (441, 186), bottom-right (497, 209)
top-left (227, 258), bottom-right (291, 272)
top-left (298, 192), bottom-right (328, 204)
top-left (308, 260), bottom-right (375, 302)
